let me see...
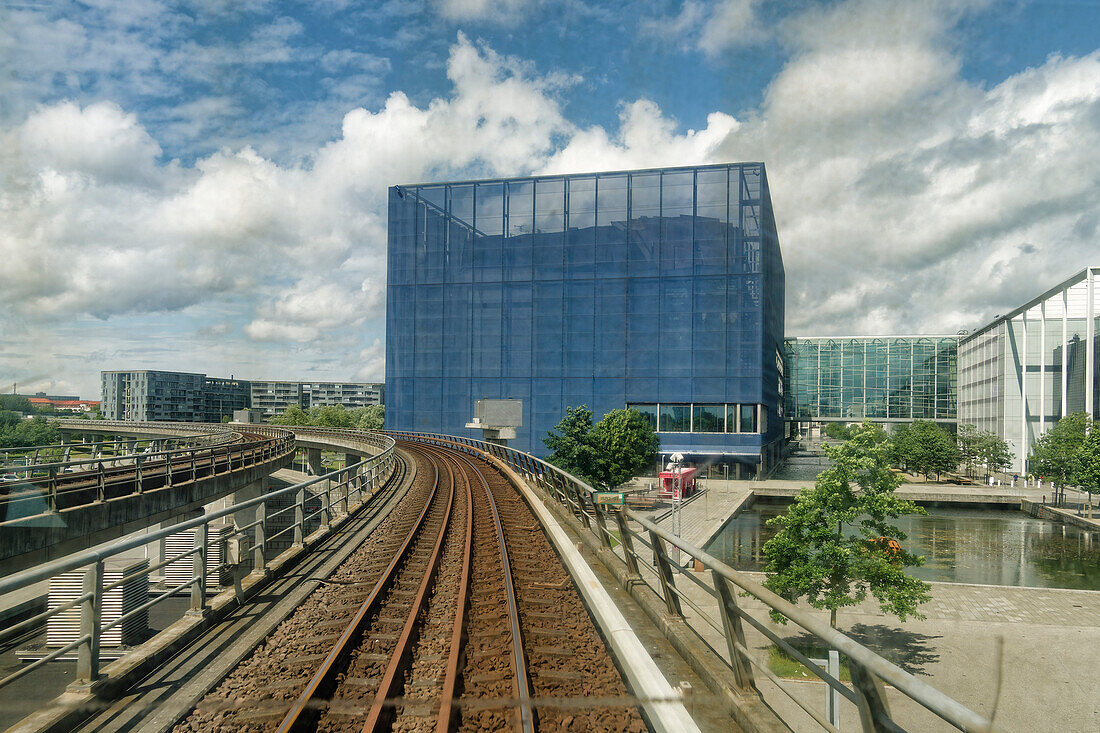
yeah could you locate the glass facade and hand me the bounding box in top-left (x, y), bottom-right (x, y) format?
top-left (959, 267), bottom-right (1099, 473)
top-left (784, 336), bottom-right (958, 422)
top-left (386, 163), bottom-right (786, 466)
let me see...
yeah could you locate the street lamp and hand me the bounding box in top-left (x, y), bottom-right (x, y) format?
top-left (670, 451), bottom-right (684, 564)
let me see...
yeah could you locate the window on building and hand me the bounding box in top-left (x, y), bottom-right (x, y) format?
top-left (659, 404), bottom-right (690, 432)
top-left (740, 404), bottom-right (757, 433)
top-left (628, 403), bottom-right (658, 430)
top-left (693, 404), bottom-right (725, 432)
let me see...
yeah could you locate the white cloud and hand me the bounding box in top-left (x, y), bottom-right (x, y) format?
top-left (14, 101), bottom-right (164, 185)
top-left (352, 338), bottom-right (385, 382)
top-left (714, 0), bottom-right (1100, 336)
top-left (437, 0), bottom-right (531, 24)
top-left (643, 0), bottom-right (765, 55)
top-left (5, 0), bottom-right (1100, 398)
top-left (540, 101), bottom-right (739, 174)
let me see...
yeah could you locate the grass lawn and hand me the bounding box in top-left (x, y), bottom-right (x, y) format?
top-left (768, 645), bottom-right (851, 682)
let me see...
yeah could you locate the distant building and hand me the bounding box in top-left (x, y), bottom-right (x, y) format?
top-left (101, 370), bottom-right (205, 421)
top-left (28, 397), bottom-right (101, 413)
top-left (958, 267), bottom-right (1098, 473)
top-left (302, 382), bottom-right (384, 410)
top-left (101, 371), bottom-right (383, 422)
top-left (784, 336), bottom-right (958, 429)
top-left (248, 381), bottom-right (303, 420)
top-left (203, 377), bottom-right (252, 422)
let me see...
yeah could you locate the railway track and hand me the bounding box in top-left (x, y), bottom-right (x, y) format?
top-left (177, 441), bottom-right (645, 733)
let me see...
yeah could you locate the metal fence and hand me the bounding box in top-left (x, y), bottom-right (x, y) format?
top-left (384, 431), bottom-right (997, 733)
top-left (1, 430), bottom-right (237, 469)
top-left (0, 427), bottom-right (396, 691)
top-left (0, 427), bottom-right (294, 520)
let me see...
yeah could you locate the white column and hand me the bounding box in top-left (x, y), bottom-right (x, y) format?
top-left (1019, 315), bottom-right (1028, 475)
top-left (1062, 288), bottom-right (1069, 419)
top-left (1087, 268), bottom-right (1095, 420)
top-left (1040, 301), bottom-right (1046, 433)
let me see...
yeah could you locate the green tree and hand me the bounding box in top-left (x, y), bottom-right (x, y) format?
top-left (271, 404), bottom-right (310, 425)
top-left (976, 430), bottom-right (1013, 479)
top-left (543, 406), bottom-right (658, 490)
top-left (352, 405), bottom-right (384, 430)
top-left (1071, 422), bottom-right (1100, 494)
top-left (822, 423), bottom-right (851, 441)
top-left (956, 423), bottom-right (982, 477)
top-left (543, 405), bottom-right (602, 485)
top-left (307, 404), bottom-right (356, 428)
top-left (893, 420), bottom-right (959, 480)
top-left (587, 408), bottom-right (660, 489)
top-left (1029, 411), bottom-right (1090, 487)
top-left (0, 415), bottom-right (60, 449)
top-left (763, 421), bottom-right (931, 628)
top-left (0, 395), bottom-right (33, 414)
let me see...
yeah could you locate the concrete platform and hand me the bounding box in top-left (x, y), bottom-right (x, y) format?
top-left (632, 478), bottom-right (1061, 556)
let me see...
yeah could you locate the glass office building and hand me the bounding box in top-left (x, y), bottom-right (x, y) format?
top-left (959, 267), bottom-right (1098, 473)
top-left (784, 336), bottom-right (958, 425)
top-left (386, 163), bottom-right (786, 472)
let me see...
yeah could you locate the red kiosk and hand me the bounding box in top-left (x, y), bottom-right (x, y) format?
top-left (658, 466), bottom-right (698, 500)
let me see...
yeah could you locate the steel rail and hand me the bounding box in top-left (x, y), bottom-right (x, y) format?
top-left (275, 445), bottom-right (444, 733)
top-left (435, 451), bottom-right (476, 733)
top-left (360, 447), bottom-right (463, 732)
top-left (471, 452), bottom-right (536, 733)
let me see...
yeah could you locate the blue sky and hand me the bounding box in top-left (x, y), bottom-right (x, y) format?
top-left (2, 0), bottom-right (1099, 399)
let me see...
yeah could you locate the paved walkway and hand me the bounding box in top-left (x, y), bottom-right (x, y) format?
top-left (672, 569), bottom-right (1100, 732)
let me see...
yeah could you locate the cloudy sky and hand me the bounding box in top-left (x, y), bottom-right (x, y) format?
top-left (2, 0), bottom-right (1098, 400)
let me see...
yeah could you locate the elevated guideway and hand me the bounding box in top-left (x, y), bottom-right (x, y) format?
top-left (0, 422), bottom-right (295, 576)
top-left (0, 427), bottom-right (400, 733)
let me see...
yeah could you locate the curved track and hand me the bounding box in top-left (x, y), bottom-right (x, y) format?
top-left (177, 441), bottom-right (645, 733)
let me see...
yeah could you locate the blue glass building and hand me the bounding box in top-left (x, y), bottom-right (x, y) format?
top-left (386, 163), bottom-right (786, 473)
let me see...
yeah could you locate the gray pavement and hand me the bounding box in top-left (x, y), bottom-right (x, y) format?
top-left (674, 571), bottom-right (1100, 732)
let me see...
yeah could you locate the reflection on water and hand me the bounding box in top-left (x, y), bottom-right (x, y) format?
top-left (705, 501), bottom-right (1100, 590)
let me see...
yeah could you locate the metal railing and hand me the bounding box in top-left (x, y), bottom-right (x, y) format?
top-left (1, 432), bottom-right (235, 469)
top-left (384, 431), bottom-right (998, 733)
top-left (0, 426), bottom-right (294, 521)
top-left (0, 428), bottom-right (397, 691)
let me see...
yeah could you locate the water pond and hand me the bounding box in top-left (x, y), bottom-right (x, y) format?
top-left (705, 500), bottom-right (1100, 590)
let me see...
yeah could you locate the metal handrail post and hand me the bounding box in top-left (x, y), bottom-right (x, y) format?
top-left (649, 530), bottom-right (683, 616)
top-left (76, 560), bottom-right (103, 683)
top-left (96, 462), bottom-right (106, 502)
top-left (850, 659), bottom-right (893, 732)
top-left (574, 483), bottom-right (593, 531)
top-left (321, 489), bottom-right (331, 531)
top-left (190, 523), bottom-right (207, 613)
top-left (592, 504), bottom-right (613, 550)
top-left (135, 455), bottom-right (143, 493)
top-left (614, 509), bottom-right (641, 578)
top-left (48, 467), bottom-right (58, 512)
top-left (293, 488), bottom-right (305, 546)
top-left (715, 574), bottom-right (756, 690)
top-left (253, 501), bottom-right (267, 572)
